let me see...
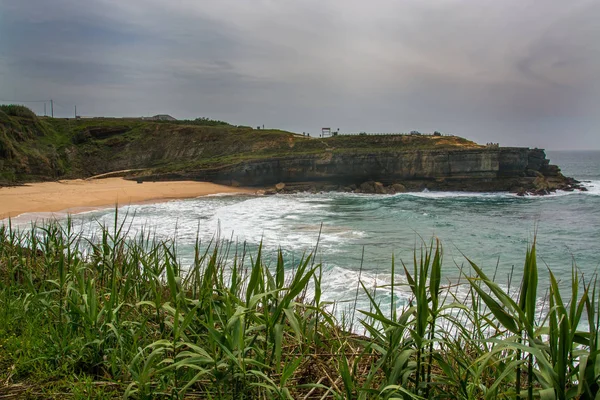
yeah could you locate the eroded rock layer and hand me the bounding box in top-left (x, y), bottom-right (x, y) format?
top-left (142, 147), bottom-right (580, 195)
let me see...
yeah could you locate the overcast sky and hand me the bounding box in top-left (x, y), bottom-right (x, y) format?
top-left (1, 0), bottom-right (599, 149)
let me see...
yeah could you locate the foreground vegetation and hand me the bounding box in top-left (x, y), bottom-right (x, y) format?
top-left (1, 215), bottom-right (599, 399)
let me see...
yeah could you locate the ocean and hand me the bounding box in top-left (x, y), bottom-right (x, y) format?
top-left (7, 150), bottom-right (600, 319)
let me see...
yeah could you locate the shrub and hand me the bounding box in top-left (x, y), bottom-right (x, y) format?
top-left (72, 130), bottom-right (91, 144)
top-left (0, 109), bottom-right (10, 124)
top-left (192, 117), bottom-right (230, 126)
top-left (0, 104), bottom-right (37, 119)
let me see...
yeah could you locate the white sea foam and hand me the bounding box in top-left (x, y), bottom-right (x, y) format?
top-left (407, 185), bottom-right (598, 199)
top-left (503, 180), bottom-right (600, 199)
top-left (582, 180), bottom-right (600, 196)
top-left (59, 194), bottom-right (365, 257)
top-left (391, 179), bottom-right (600, 199)
top-left (3, 205), bottom-right (117, 226)
top-left (5, 211), bottom-right (67, 225)
top-left (200, 192), bottom-right (251, 198)
top-left (403, 191), bottom-right (510, 199)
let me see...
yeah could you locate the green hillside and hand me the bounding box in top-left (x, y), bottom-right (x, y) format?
top-left (0, 106), bottom-right (70, 183)
top-left (0, 106), bottom-right (481, 185)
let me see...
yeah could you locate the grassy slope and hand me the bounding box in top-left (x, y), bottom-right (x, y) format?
top-left (0, 113), bottom-right (482, 184)
top-left (0, 111), bottom-right (70, 183)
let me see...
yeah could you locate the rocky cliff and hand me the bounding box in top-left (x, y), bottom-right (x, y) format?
top-left (143, 147), bottom-right (577, 195)
top-left (0, 110), bottom-right (580, 195)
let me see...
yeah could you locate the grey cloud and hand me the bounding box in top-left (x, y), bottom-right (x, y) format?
top-left (0, 0), bottom-right (598, 149)
top-left (8, 57), bottom-right (134, 85)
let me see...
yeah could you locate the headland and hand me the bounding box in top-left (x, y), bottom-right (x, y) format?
top-left (0, 105), bottom-right (583, 198)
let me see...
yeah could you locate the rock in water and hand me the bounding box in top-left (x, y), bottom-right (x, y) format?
top-left (533, 176), bottom-right (549, 191)
top-left (390, 183), bottom-right (407, 193)
top-left (374, 182), bottom-right (386, 194)
top-left (359, 181), bottom-right (376, 193)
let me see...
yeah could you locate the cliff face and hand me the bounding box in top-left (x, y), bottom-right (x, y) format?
top-left (146, 147), bottom-right (575, 194)
top-left (0, 113), bottom-right (578, 194)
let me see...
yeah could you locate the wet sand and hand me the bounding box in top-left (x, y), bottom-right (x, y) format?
top-left (0, 178), bottom-right (252, 219)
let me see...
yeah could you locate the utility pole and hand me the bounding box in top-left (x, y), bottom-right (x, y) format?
top-left (74, 105), bottom-right (77, 118)
top-left (50, 99), bottom-right (54, 118)
top-left (44, 103), bottom-right (46, 116)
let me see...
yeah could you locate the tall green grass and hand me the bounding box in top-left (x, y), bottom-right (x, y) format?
top-left (0, 215), bottom-right (599, 399)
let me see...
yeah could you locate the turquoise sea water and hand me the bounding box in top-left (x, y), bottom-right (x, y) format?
top-left (7, 150), bottom-right (600, 316)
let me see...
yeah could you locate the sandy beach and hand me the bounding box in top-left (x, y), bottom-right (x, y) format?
top-left (0, 178), bottom-right (252, 219)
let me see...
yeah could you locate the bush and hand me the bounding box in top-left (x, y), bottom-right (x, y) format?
top-left (0, 104), bottom-right (37, 119)
top-left (192, 117), bottom-right (230, 126)
top-left (0, 131), bottom-right (16, 159)
top-left (0, 109), bottom-right (9, 124)
top-left (71, 130), bottom-right (92, 144)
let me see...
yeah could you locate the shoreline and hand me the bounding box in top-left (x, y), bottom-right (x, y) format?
top-left (0, 178), bottom-right (254, 219)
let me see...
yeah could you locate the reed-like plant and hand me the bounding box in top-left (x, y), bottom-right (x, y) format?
top-left (1, 213), bottom-right (599, 399)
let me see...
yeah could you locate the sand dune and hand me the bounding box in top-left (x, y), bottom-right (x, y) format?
top-left (0, 178), bottom-right (252, 218)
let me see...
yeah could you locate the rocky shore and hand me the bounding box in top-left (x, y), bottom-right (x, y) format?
top-left (256, 175), bottom-right (584, 196)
